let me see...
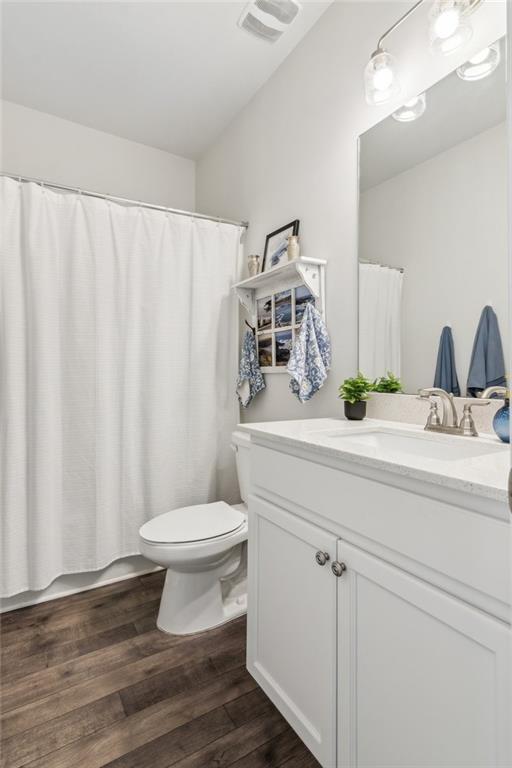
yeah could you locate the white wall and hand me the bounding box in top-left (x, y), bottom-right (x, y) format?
top-left (360, 122), bottom-right (508, 395)
top-left (197, 0), bottom-right (506, 423)
top-left (1, 100), bottom-right (196, 209)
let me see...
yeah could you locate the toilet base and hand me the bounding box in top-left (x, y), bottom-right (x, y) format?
top-left (156, 546), bottom-right (247, 635)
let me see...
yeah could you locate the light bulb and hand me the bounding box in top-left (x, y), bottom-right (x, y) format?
top-left (457, 42), bottom-right (500, 81)
top-left (373, 65), bottom-right (393, 92)
top-left (392, 92), bottom-right (427, 122)
top-left (433, 7), bottom-right (460, 38)
top-left (364, 49), bottom-right (400, 106)
top-left (429, 1), bottom-right (473, 55)
top-left (434, 8), bottom-right (460, 40)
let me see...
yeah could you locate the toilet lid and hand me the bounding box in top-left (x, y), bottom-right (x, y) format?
top-left (140, 501), bottom-right (245, 544)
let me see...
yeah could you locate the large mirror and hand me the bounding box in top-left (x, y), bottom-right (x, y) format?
top-left (358, 38), bottom-right (507, 396)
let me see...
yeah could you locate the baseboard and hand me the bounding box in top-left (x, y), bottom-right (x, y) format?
top-left (1, 556), bottom-right (163, 613)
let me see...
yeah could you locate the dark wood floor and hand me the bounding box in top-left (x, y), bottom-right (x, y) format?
top-left (0, 571), bottom-right (320, 768)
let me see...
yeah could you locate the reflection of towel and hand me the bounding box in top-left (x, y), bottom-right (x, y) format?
top-left (236, 331), bottom-right (265, 407)
top-left (467, 306), bottom-right (506, 397)
top-left (434, 326), bottom-right (460, 396)
top-left (287, 304), bottom-right (331, 402)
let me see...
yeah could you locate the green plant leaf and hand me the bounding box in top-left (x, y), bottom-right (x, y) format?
top-left (338, 372), bottom-right (373, 404)
top-left (372, 372), bottom-right (402, 394)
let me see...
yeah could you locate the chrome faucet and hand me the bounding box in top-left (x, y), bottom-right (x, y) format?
top-left (418, 387), bottom-right (490, 437)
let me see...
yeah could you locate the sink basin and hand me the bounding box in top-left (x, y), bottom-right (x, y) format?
top-left (309, 428), bottom-right (504, 462)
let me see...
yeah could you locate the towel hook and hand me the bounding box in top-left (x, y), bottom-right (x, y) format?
top-left (245, 320), bottom-right (256, 334)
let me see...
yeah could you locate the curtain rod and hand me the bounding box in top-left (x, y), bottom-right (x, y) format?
top-left (1, 172), bottom-right (249, 230)
top-left (360, 260), bottom-right (404, 273)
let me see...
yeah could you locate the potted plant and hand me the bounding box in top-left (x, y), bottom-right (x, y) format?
top-left (338, 372), bottom-right (373, 420)
top-left (372, 372), bottom-right (402, 394)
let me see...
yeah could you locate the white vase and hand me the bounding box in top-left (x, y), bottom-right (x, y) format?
top-left (287, 235), bottom-right (300, 261)
top-left (248, 254), bottom-right (260, 276)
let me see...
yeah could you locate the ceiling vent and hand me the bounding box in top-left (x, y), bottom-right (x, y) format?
top-left (238, 0), bottom-right (301, 43)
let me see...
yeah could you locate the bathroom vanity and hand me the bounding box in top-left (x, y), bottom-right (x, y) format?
top-left (240, 418), bottom-right (511, 768)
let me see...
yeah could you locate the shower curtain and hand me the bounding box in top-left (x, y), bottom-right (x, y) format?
top-left (1, 177), bottom-right (241, 597)
top-left (359, 262), bottom-right (403, 381)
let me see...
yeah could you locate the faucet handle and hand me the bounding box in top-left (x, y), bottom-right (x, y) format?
top-left (426, 401), bottom-right (441, 428)
top-left (459, 401), bottom-right (489, 437)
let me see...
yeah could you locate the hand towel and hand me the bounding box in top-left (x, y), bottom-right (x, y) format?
top-left (434, 326), bottom-right (460, 396)
top-left (467, 306), bottom-right (506, 397)
top-left (287, 304), bottom-right (331, 402)
top-left (236, 330), bottom-right (265, 407)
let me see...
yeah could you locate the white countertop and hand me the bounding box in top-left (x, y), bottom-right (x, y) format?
top-left (239, 417), bottom-right (510, 505)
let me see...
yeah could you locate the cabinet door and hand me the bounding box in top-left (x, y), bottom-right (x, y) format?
top-left (247, 495), bottom-right (339, 767)
top-left (337, 541), bottom-right (511, 768)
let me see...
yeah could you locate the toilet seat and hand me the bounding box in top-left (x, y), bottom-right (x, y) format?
top-left (140, 501), bottom-right (246, 545)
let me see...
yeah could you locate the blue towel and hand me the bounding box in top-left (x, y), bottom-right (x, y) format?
top-left (236, 330), bottom-right (265, 407)
top-left (434, 326), bottom-right (460, 396)
top-left (287, 304), bottom-right (331, 402)
top-left (467, 306), bottom-right (506, 397)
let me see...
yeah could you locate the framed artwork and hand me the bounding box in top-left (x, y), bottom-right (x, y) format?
top-left (262, 220), bottom-right (299, 272)
top-left (294, 285), bottom-right (315, 323)
top-left (257, 333), bottom-right (273, 368)
top-left (275, 329), bottom-right (293, 367)
top-left (257, 296), bottom-right (272, 331)
top-left (255, 280), bottom-right (317, 371)
top-left (274, 290), bottom-right (292, 328)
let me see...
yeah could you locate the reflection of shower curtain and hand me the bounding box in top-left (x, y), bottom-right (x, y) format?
top-left (1, 177), bottom-right (241, 596)
top-left (359, 263), bottom-right (403, 380)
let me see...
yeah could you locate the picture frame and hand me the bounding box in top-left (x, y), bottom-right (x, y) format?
top-left (262, 220), bottom-right (300, 272)
top-left (255, 283), bottom-right (316, 371)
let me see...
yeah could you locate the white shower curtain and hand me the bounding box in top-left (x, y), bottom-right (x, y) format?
top-left (1, 177), bottom-right (241, 596)
top-left (359, 263), bottom-right (403, 381)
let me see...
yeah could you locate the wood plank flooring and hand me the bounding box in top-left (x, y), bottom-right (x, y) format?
top-left (0, 571), bottom-right (320, 768)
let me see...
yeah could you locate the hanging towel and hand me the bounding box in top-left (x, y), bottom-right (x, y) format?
top-left (467, 306), bottom-right (506, 397)
top-left (236, 330), bottom-right (265, 407)
top-left (434, 326), bottom-right (460, 396)
top-left (287, 304), bottom-right (331, 402)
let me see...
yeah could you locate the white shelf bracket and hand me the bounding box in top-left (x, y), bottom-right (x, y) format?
top-left (295, 262), bottom-right (321, 298)
top-left (235, 287), bottom-right (255, 316)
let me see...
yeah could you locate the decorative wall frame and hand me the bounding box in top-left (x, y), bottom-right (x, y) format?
top-left (262, 220), bottom-right (300, 272)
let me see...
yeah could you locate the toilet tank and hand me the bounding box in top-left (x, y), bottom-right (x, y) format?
top-left (232, 430), bottom-right (251, 503)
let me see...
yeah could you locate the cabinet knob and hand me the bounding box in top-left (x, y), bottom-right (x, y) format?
top-left (331, 561), bottom-right (347, 577)
top-left (315, 551), bottom-right (330, 566)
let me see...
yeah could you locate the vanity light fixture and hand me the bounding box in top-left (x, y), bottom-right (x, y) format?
top-left (365, 0), bottom-right (484, 106)
top-left (456, 40), bottom-right (500, 80)
top-left (392, 92), bottom-right (427, 122)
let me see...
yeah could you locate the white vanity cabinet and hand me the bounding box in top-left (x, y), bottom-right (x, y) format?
top-left (247, 496), bottom-right (339, 767)
top-left (245, 439), bottom-right (511, 768)
top-left (337, 541), bottom-right (510, 768)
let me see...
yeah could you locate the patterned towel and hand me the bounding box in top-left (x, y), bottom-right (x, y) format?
top-left (236, 330), bottom-right (265, 407)
top-left (287, 304), bottom-right (331, 402)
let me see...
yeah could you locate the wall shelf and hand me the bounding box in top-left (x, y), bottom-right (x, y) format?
top-left (234, 257), bottom-right (327, 316)
top-left (233, 257), bottom-right (327, 373)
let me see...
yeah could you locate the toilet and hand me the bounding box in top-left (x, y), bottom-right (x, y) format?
top-left (139, 430), bottom-right (251, 635)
